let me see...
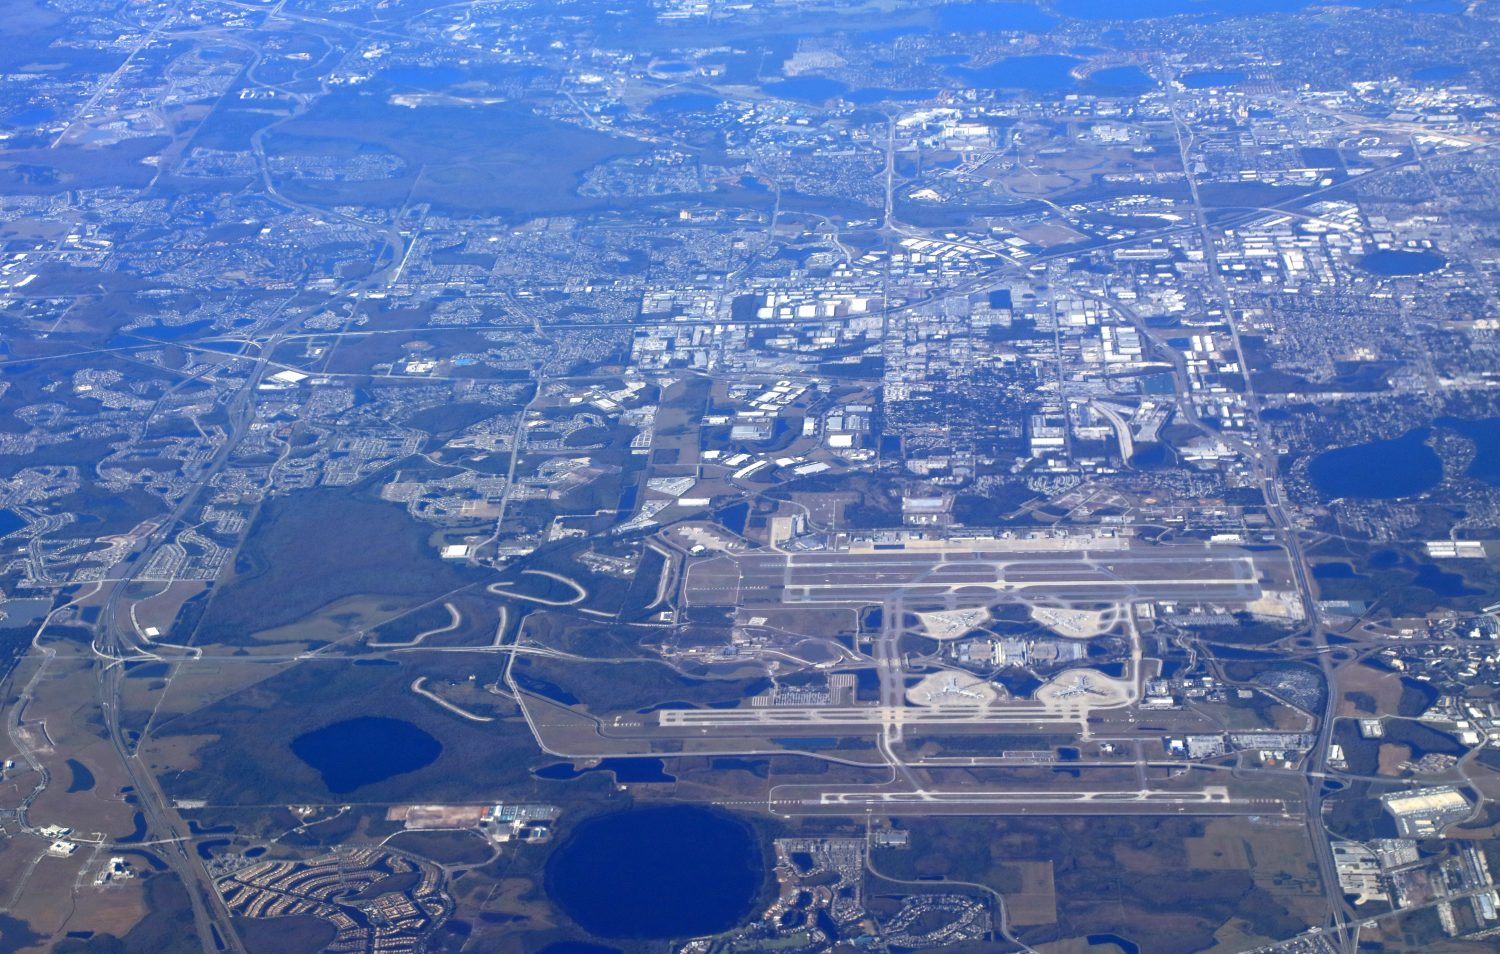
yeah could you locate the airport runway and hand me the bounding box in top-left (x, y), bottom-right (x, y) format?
top-left (658, 704), bottom-right (1063, 728)
top-left (748, 785), bottom-right (1295, 816)
top-left (683, 544), bottom-right (1271, 607)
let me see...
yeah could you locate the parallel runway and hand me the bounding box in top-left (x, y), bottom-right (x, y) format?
top-left (760, 786), bottom-right (1295, 816)
top-left (683, 544), bottom-right (1273, 607)
top-left (658, 704), bottom-right (1059, 729)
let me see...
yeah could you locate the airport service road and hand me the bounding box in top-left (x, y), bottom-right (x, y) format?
top-left (682, 544), bottom-right (1272, 608)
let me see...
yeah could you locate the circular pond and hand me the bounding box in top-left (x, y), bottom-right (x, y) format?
top-left (545, 806), bottom-right (762, 939)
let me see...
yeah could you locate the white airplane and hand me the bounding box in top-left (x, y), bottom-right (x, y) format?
top-left (1053, 674), bottom-right (1106, 699)
top-left (928, 675), bottom-right (984, 702)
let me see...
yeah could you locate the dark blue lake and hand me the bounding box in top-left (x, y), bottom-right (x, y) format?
top-left (948, 55), bottom-right (1082, 91)
top-left (382, 65), bottom-right (466, 89)
top-left (1057, 0), bottom-right (1457, 19)
top-left (935, 2), bottom-right (1057, 32)
top-left (545, 806), bottom-right (762, 939)
top-left (761, 76), bottom-right (849, 103)
top-left (646, 93), bottom-right (723, 116)
top-left (535, 758), bottom-right (675, 783)
top-left (1058, 0), bottom-right (1322, 19)
top-left (1087, 66), bottom-right (1155, 94)
top-left (1307, 428), bottom-right (1441, 500)
top-left (290, 717), bottom-right (441, 793)
top-left (861, 24), bottom-right (931, 42)
top-left (1412, 64), bottom-right (1464, 82)
top-left (1437, 417), bottom-right (1500, 486)
top-left (1313, 562), bottom-right (1363, 580)
top-left (1410, 563), bottom-right (1480, 597)
top-left (538, 944), bottom-right (622, 954)
top-left (1087, 933), bottom-right (1141, 954)
top-left (65, 759), bottom-right (95, 793)
top-left (1358, 249), bottom-right (1445, 276)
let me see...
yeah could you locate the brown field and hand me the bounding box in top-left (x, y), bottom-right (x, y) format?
top-left (137, 659), bottom-right (295, 727)
top-left (138, 732), bottom-right (220, 775)
top-left (1010, 220), bottom-right (1090, 247)
top-left (7, 847), bottom-right (92, 928)
top-left (1192, 698), bottom-right (1310, 732)
top-left (1335, 661), bottom-right (1407, 717)
top-left (647, 379), bottom-right (707, 471)
top-left (129, 580), bottom-right (210, 640)
top-left (1205, 918), bottom-right (1279, 954)
top-left (391, 804), bottom-right (485, 828)
top-left (1038, 937), bottom-right (1126, 954)
top-left (1002, 860), bottom-right (1057, 926)
top-left (455, 876), bottom-right (554, 949)
top-left (1378, 743), bottom-right (1414, 776)
top-left (20, 658), bottom-right (137, 839)
top-left (735, 605), bottom-right (860, 638)
top-left (1186, 827), bottom-right (1251, 870)
top-left (247, 594), bottom-right (405, 649)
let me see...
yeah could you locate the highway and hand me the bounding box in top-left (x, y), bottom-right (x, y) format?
top-left (76, 42), bottom-right (430, 949)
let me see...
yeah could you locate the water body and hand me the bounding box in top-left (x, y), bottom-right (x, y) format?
top-left (1437, 417), bottom-right (1500, 486)
top-left (290, 717), bottom-right (441, 794)
top-left (511, 669), bottom-right (582, 705)
top-left (1313, 562), bottom-right (1364, 580)
top-left (1062, 0), bottom-right (1458, 18)
top-left (948, 55), bottom-right (1082, 91)
top-left (860, 25), bottom-right (931, 43)
top-left (1410, 563), bottom-right (1481, 597)
top-left (847, 87), bottom-right (938, 104)
top-left (119, 812), bottom-right (147, 844)
top-left (538, 944), bottom-right (623, 954)
top-left (534, 758), bottom-right (675, 784)
top-left (934, 2), bottom-right (1057, 32)
top-left (382, 65), bottom-right (467, 89)
top-left (545, 806), bottom-right (762, 939)
top-left (1358, 249), bottom-right (1446, 276)
top-left (1087, 934), bottom-right (1141, 954)
top-left (646, 92), bottom-right (723, 116)
top-left (1412, 64), bottom-right (1464, 82)
top-left (1058, 0), bottom-right (1327, 19)
top-left (1307, 428), bottom-right (1441, 500)
top-left (139, 319), bottom-right (213, 341)
top-left (1086, 66), bottom-right (1155, 94)
top-left (1130, 443), bottom-right (1170, 469)
top-left (1206, 644), bottom-right (1280, 660)
top-left (718, 501), bottom-right (749, 535)
top-left (65, 759), bottom-right (95, 794)
top-left (761, 76), bottom-right (849, 104)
